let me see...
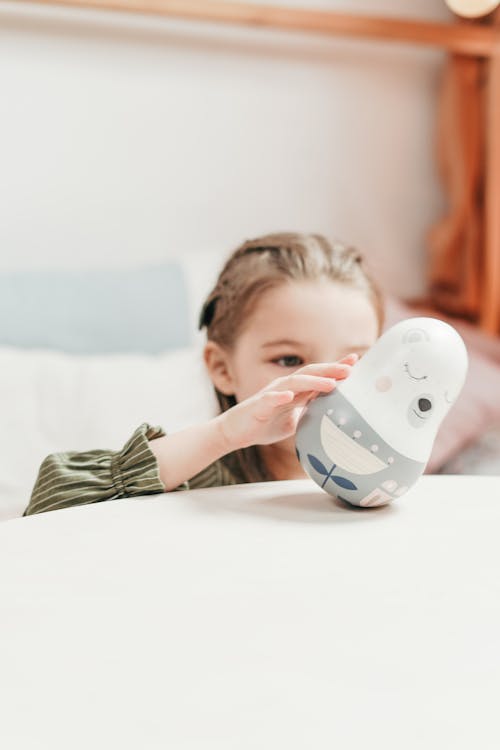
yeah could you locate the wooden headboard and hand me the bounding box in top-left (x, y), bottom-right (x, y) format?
top-left (9, 0), bottom-right (500, 334)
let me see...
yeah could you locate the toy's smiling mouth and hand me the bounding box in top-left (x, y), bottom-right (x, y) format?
top-left (404, 362), bottom-right (428, 381)
top-left (320, 416), bottom-right (388, 475)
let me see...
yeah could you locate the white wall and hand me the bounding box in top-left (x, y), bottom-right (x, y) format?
top-left (0, 0), bottom-right (451, 296)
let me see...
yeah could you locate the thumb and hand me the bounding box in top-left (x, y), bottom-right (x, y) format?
top-left (254, 390), bottom-right (294, 420)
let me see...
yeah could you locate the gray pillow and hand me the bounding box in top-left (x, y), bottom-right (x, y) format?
top-left (0, 263), bottom-right (191, 354)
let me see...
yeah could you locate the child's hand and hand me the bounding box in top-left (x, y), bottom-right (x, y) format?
top-left (217, 354), bottom-right (358, 451)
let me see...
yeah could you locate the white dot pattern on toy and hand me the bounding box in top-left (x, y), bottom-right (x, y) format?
top-left (382, 480), bottom-right (398, 493)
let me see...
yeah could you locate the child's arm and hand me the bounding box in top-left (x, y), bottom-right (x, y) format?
top-left (148, 417), bottom-right (231, 492)
top-left (24, 356), bottom-right (357, 515)
top-left (150, 356), bottom-right (357, 491)
top-left (24, 424), bottom-right (166, 516)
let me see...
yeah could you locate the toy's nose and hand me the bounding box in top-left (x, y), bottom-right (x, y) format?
top-left (418, 398), bottom-right (432, 412)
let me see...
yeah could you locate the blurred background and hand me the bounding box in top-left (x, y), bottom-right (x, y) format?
top-left (1, 0), bottom-right (451, 292)
top-left (0, 0), bottom-right (499, 521)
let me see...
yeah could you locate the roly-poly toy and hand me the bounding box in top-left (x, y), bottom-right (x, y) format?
top-left (295, 317), bottom-right (468, 507)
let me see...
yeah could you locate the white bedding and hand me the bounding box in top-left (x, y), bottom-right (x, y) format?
top-left (0, 346), bottom-right (217, 521)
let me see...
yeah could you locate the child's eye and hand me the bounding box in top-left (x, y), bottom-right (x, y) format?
top-left (273, 355), bottom-right (303, 368)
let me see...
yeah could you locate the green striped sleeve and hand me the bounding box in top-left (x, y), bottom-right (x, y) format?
top-left (24, 423), bottom-right (166, 516)
top-left (176, 457), bottom-right (240, 492)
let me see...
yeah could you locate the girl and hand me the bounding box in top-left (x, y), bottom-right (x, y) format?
top-left (24, 233), bottom-right (383, 516)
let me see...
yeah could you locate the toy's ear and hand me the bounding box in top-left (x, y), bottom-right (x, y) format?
top-left (203, 340), bottom-right (236, 396)
top-left (402, 328), bottom-right (430, 345)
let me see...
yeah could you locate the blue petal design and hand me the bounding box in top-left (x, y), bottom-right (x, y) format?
top-left (307, 454), bottom-right (329, 476)
top-left (332, 475), bottom-right (357, 491)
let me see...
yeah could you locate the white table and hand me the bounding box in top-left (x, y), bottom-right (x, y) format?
top-left (1, 476), bottom-right (499, 750)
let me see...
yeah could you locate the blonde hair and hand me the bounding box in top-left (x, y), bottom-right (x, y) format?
top-left (199, 232), bottom-right (384, 483)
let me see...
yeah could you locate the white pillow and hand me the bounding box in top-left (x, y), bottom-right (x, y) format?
top-left (0, 346), bottom-right (218, 522)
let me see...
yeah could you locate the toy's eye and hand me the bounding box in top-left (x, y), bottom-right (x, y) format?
top-left (404, 362), bottom-right (428, 381)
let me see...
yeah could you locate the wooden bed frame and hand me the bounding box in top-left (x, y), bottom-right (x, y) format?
top-left (15, 0), bottom-right (500, 334)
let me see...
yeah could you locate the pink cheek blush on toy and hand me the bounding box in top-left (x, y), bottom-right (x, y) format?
top-left (295, 317), bottom-right (468, 507)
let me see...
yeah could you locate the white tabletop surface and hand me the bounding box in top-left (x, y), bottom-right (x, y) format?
top-left (1, 475), bottom-right (499, 750)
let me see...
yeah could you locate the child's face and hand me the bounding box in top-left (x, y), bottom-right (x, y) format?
top-left (206, 278), bottom-right (379, 405)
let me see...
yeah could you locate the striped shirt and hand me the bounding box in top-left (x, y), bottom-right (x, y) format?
top-left (24, 423), bottom-right (243, 516)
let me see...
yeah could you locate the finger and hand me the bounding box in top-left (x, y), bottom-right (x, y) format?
top-left (290, 390), bottom-right (316, 409)
top-left (297, 359), bottom-right (357, 380)
top-left (296, 362), bottom-right (350, 377)
top-left (339, 352), bottom-right (359, 365)
top-left (274, 374), bottom-right (337, 394)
